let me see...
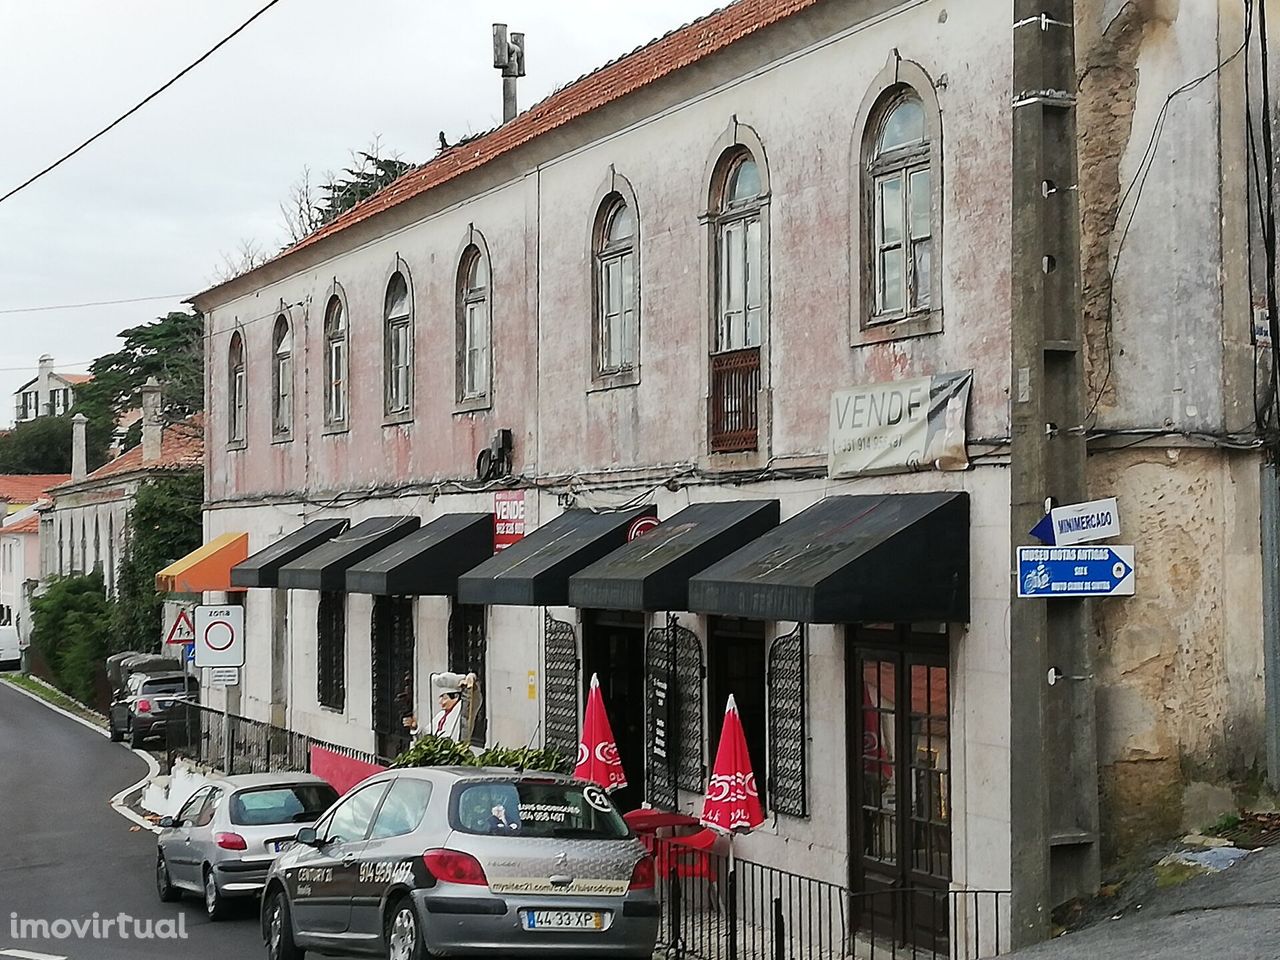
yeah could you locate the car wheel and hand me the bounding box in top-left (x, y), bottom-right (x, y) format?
top-left (385, 897), bottom-right (426, 960)
top-left (109, 716), bottom-right (123, 743)
top-left (156, 851), bottom-right (181, 903)
top-left (204, 867), bottom-right (229, 921)
top-left (128, 723), bottom-right (144, 749)
top-left (265, 889), bottom-right (304, 960)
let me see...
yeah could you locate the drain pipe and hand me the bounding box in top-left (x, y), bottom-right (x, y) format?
top-left (1263, 462), bottom-right (1280, 790)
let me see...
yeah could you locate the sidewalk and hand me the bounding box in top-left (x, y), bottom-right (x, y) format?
top-left (1012, 847), bottom-right (1280, 960)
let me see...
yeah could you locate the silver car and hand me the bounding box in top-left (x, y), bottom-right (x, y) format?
top-left (261, 767), bottom-right (659, 959)
top-left (156, 773), bottom-right (339, 920)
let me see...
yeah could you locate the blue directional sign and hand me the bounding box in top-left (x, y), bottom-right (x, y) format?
top-left (1017, 545), bottom-right (1135, 598)
top-left (184, 641), bottom-right (196, 663)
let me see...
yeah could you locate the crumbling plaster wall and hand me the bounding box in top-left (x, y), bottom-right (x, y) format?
top-left (1076, 0), bottom-right (1267, 861)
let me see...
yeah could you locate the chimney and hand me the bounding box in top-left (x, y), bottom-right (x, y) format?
top-left (71, 414), bottom-right (88, 481)
top-left (492, 24), bottom-right (526, 123)
top-left (37, 355), bottom-right (54, 416)
top-left (141, 377), bottom-right (162, 463)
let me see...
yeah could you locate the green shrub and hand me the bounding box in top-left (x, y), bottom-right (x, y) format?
top-left (392, 734), bottom-right (572, 774)
top-left (30, 572), bottom-right (111, 704)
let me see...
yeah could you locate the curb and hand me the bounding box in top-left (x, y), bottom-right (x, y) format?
top-left (2, 677), bottom-right (162, 833)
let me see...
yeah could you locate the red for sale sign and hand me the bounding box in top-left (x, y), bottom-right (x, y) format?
top-left (494, 490), bottom-right (526, 551)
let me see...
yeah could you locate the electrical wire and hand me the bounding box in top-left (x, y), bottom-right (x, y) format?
top-left (0, 0), bottom-right (285, 207)
top-left (0, 294), bottom-right (188, 316)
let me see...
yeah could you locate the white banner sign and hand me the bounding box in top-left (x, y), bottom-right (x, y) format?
top-left (1050, 497), bottom-right (1121, 546)
top-left (194, 605), bottom-right (245, 668)
top-left (829, 371), bottom-right (973, 478)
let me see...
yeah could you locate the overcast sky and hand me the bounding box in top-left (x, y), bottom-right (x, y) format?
top-left (0, 1), bottom-right (722, 425)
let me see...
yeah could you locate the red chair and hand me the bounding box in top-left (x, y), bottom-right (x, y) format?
top-left (624, 809), bottom-right (721, 906)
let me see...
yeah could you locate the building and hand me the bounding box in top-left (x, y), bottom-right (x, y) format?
top-left (43, 380), bottom-right (203, 593)
top-left (12, 355), bottom-right (91, 423)
top-left (0, 475), bottom-right (71, 515)
top-left (1, 508), bottom-right (43, 647)
top-left (183, 0), bottom-right (1279, 950)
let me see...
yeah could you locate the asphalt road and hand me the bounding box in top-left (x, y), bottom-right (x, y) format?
top-left (0, 681), bottom-right (266, 960)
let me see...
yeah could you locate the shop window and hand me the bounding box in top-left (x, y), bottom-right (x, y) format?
top-left (372, 596), bottom-right (415, 760)
top-left (449, 602), bottom-right (488, 746)
top-left (317, 591), bottom-right (346, 710)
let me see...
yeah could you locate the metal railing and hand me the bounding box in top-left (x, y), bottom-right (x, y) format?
top-left (166, 701), bottom-right (387, 775)
top-left (651, 838), bottom-right (1008, 960)
top-left (709, 347), bottom-right (761, 452)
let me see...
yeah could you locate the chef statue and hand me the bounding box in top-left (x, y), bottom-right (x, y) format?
top-left (404, 672), bottom-right (480, 744)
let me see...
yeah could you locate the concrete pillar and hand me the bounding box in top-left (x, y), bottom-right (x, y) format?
top-left (141, 378), bottom-right (162, 462)
top-left (71, 414), bottom-right (88, 481)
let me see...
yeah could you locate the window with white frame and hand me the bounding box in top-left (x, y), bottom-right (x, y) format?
top-left (228, 331), bottom-right (246, 444)
top-left (458, 248), bottom-right (490, 402)
top-left (715, 154), bottom-right (764, 352)
top-left (384, 272), bottom-right (413, 416)
top-left (595, 197), bottom-right (637, 376)
top-left (868, 93), bottom-right (932, 322)
top-left (324, 295), bottom-right (348, 426)
top-left (272, 315), bottom-right (292, 437)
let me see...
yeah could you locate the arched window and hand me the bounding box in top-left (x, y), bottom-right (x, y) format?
top-left (457, 246), bottom-right (490, 402)
top-left (594, 196), bottom-right (637, 377)
top-left (714, 152), bottom-right (764, 352)
top-left (384, 271), bottom-right (413, 416)
top-left (228, 331), bottom-right (246, 444)
top-left (272, 315), bottom-right (292, 437)
top-left (324, 294), bottom-right (348, 426)
top-left (867, 92), bottom-right (932, 321)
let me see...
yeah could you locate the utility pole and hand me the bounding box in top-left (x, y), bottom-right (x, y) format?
top-left (1010, 0), bottom-right (1100, 947)
top-left (492, 24), bottom-right (526, 124)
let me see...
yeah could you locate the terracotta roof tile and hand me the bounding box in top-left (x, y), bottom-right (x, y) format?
top-left (199, 0), bottom-right (820, 298)
top-left (0, 475), bottom-right (72, 503)
top-left (53, 415), bottom-right (204, 490)
top-left (4, 515), bottom-right (40, 534)
top-left (57, 373), bottom-right (93, 385)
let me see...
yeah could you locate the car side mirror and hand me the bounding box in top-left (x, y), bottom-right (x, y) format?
top-left (295, 827), bottom-right (320, 847)
top-left (158, 816), bottom-right (176, 829)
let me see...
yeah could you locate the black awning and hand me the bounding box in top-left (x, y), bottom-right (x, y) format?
top-left (457, 506), bottom-right (655, 607)
top-left (345, 513), bottom-right (495, 596)
top-left (687, 492), bottom-right (969, 624)
top-left (567, 500), bottom-right (780, 612)
top-left (277, 516), bottom-right (420, 591)
top-left (230, 519), bottom-right (350, 589)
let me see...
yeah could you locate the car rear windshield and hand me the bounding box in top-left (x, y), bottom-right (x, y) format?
top-left (230, 784), bottom-right (340, 826)
top-left (450, 780), bottom-right (629, 840)
top-left (141, 678), bottom-right (193, 696)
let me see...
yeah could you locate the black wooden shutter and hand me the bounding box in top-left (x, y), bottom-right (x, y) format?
top-left (767, 624), bottom-right (808, 817)
top-left (543, 613), bottom-right (580, 759)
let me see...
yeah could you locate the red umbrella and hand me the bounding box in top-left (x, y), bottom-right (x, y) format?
top-left (575, 673), bottom-right (628, 792)
top-left (701, 694), bottom-right (765, 833)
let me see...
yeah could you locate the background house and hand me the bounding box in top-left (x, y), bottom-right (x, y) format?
top-left (12, 355), bottom-right (91, 423)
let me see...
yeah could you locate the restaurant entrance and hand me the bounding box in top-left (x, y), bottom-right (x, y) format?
top-left (581, 609), bottom-right (646, 811)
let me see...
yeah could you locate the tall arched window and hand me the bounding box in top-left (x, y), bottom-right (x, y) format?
top-left (594, 196), bottom-right (637, 377)
top-left (867, 92), bottom-right (932, 321)
top-left (272, 315), bottom-right (292, 438)
top-left (384, 271), bottom-right (413, 416)
top-left (457, 247), bottom-right (490, 402)
top-left (324, 294), bottom-right (348, 426)
top-left (228, 331), bottom-right (246, 444)
top-left (708, 146), bottom-right (767, 453)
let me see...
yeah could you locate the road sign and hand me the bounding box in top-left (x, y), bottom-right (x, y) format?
top-left (194, 605), bottom-right (245, 668)
top-left (210, 667), bottom-right (240, 687)
top-left (1018, 545), bottom-right (1135, 598)
top-left (164, 607), bottom-right (195, 646)
top-left (184, 642), bottom-right (195, 663)
top-left (1030, 497), bottom-right (1120, 546)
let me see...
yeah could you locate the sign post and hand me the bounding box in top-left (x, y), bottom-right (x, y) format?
top-left (195, 605), bottom-right (245, 772)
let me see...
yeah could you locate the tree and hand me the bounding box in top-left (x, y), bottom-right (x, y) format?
top-left (74, 311), bottom-right (204, 445)
top-left (30, 571), bottom-right (112, 704)
top-left (0, 414), bottom-right (111, 474)
top-left (111, 474), bottom-right (203, 655)
top-left (279, 139), bottom-right (414, 245)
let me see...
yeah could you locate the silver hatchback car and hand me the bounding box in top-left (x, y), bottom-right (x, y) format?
top-left (156, 773), bottom-right (339, 920)
top-left (261, 767), bottom-right (659, 959)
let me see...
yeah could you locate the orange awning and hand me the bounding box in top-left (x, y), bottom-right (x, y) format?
top-left (155, 532), bottom-right (249, 593)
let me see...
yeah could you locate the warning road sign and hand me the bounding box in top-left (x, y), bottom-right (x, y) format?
top-left (194, 605), bottom-right (245, 668)
top-left (164, 607), bottom-right (195, 646)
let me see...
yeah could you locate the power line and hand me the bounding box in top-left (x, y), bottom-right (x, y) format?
top-left (0, 294), bottom-right (189, 316)
top-left (0, 0), bottom-right (285, 208)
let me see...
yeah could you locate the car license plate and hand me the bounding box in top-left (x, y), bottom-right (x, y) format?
top-left (523, 910), bottom-right (604, 931)
top-left (272, 840), bottom-right (295, 853)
